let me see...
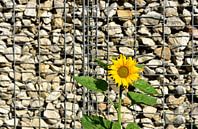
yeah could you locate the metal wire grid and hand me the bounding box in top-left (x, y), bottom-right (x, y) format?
top-left (0, 0), bottom-right (197, 129)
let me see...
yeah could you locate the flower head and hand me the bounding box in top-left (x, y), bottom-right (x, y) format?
top-left (109, 54), bottom-right (142, 89)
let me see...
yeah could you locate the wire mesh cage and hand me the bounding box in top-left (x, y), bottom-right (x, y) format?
top-left (0, 0), bottom-right (198, 128)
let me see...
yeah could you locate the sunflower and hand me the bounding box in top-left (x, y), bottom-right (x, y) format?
top-left (109, 54), bottom-right (142, 89)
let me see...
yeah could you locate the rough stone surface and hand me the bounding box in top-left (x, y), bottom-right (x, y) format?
top-left (0, 0), bottom-right (197, 128)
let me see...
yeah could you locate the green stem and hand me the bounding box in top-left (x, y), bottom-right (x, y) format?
top-left (118, 86), bottom-right (122, 127)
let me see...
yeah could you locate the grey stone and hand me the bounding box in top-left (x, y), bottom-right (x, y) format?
top-left (46, 91), bottom-right (61, 102)
top-left (140, 11), bottom-right (162, 26)
top-left (140, 37), bottom-right (156, 49)
top-left (123, 20), bottom-right (135, 36)
top-left (104, 2), bottom-right (117, 17)
top-left (24, 0), bottom-right (37, 17)
top-left (166, 17), bottom-right (185, 30)
top-left (147, 59), bottom-right (162, 68)
top-left (175, 86), bottom-right (186, 95)
top-left (5, 45), bottom-right (21, 61)
top-left (0, 75), bottom-right (11, 87)
top-left (174, 115), bottom-right (185, 125)
top-left (44, 109), bottom-right (60, 124)
top-left (168, 31), bottom-right (190, 50)
top-left (119, 47), bottom-right (134, 56)
top-left (143, 106), bottom-right (157, 118)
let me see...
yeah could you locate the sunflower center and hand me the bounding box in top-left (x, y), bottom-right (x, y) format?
top-left (117, 66), bottom-right (129, 78)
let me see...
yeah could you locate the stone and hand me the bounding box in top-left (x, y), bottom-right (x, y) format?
top-left (167, 95), bottom-right (185, 108)
top-left (24, 0), bottom-right (37, 17)
top-left (124, 2), bottom-right (133, 9)
top-left (165, 7), bottom-right (178, 17)
top-left (99, 1), bottom-right (106, 10)
top-left (0, 75), bottom-right (11, 87)
top-left (65, 102), bottom-right (79, 112)
top-left (140, 37), bottom-right (156, 49)
top-left (123, 20), bottom-right (135, 36)
top-left (144, 66), bottom-right (156, 75)
top-left (147, 59), bottom-right (162, 68)
top-left (123, 96), bottom-right (131, 106)
top-left (31, 99), bottom-right (44, 108)
top-left (165, 110), bottom-right (175, 123)
top-left (174, 115), bottom-right (185, 125)
top-left (186, 25), bottom-right (198, 39)
top-left (117, 10), bottom-right (133, 21)
top-left (52, 17), bottom-right (63, 29)
top-left (137, 53), bottom-right (155, 63)
top-left (175, 86), bottom-right (186, 95)
top-left (103, 22), bottom-right (122, 37)
top-left (40, 38), bottom-right (51, 48)
top-left (0, 55), bottom-right (8, 63)
top-left (98, 103), bottom-right (107, 111)
top-left (0, 106), bottom-right (10, 114)
top-left (104, 2), bottom-right (117, 17)
top-left (168, 66), bottom-right (179, 75)
top-left (91, 92), bottom-right (105, 103)
top-left (192, 106), bottom-right (198, 119)
top-left (32, 118), bottom-right (48, 128)
top-left (5, 45), bottom-right (21, 61)
top-left (44, 109), bottom-right (60, 124)
top-left (140, 11), bottom-right (162, 26)
top-left (119, 47), bottom-right (134, 56)
top-left (46, 91), bottom-right (61, 102)
top-left (75, 29), bottom-right (83, 42)
top-left (5, 118), bottom-right (19, 126)
top-left (143, 106), bottom-right (157, 118)
top-left (22, 72), bottom-right (34, 82)
top-left (154, 47), bottom-right (171, 60)
top-left (41, 11), bottom-right (52, 24)
top-left (183, 9), bottom-right (191, 24)
top-left (168, 31), bottom-right (190, 50)
top-left (166, 17), bottom-right (185, 30)
top-left (15, 32), bottom-right (30, 42)
top-left (141, 118), bottom-right (154, 128)
top-left (138, 25), bottom-right (151, 36)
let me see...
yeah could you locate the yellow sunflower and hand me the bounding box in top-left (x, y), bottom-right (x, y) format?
top-left (109, 54), bottom-right (142, 89)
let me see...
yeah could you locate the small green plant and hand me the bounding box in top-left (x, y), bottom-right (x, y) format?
top-left (74, 54), bottom-right (159, 129)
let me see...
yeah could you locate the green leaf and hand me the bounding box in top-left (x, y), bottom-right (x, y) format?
top-left (126, 123), bottom-right (141, 129)
top-left (128, 92), bottom-right (157, 106)
top-left (136, 64), bottom-right (144, 69)
top-left (133, 79), bottom-right (158, 95)
top-left (81, 115), bottom-right (112, 129)
top-left (95, 59), bottom-right (109, 70)
top-left (112, 122), bottom-right (121, 129)
top-left (74, 76), bottom-right (108, 92)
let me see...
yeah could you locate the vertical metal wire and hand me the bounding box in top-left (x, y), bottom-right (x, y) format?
top-left (191, 0), bottom-right (195, 128)
top-left (95, 0), bottom-right (99, 114)
top-left (162, 0), bottom-right (166, 128)
top-left (11, 0), bottom-right (16, 128)
top-left (72, 0), bottom-right (76, 128)
top-left (133, 0), bottom-right (138, 123)
top-left (37, 0), bottom-right (41, 128)
top-left (63, 0), bottom-right (68, 128)
top-left (106, 0), bottom-right (110, 118)
top-left (82, 0), bottom-right (86, 115)
top-left (86, 0), bottom-right (90, 116)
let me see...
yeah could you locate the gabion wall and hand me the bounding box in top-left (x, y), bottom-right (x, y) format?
top-left (0, 0), bottom-right (198, 128)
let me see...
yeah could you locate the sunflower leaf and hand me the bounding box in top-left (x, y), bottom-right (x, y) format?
top-left (126, 122), bottom-right (141, 129)
top-left (112, 122), bottom-right (121, 129)
top-left (128, 92), bottom-right (157, 106)
top-left (133, 79), bottom-right (158, 95)
top-left (81, 115), bottom-right (112, 129)
top-left (74, 76), bottom-right (108, 92)
top-left (95, 59), bottom-right (109, 70)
